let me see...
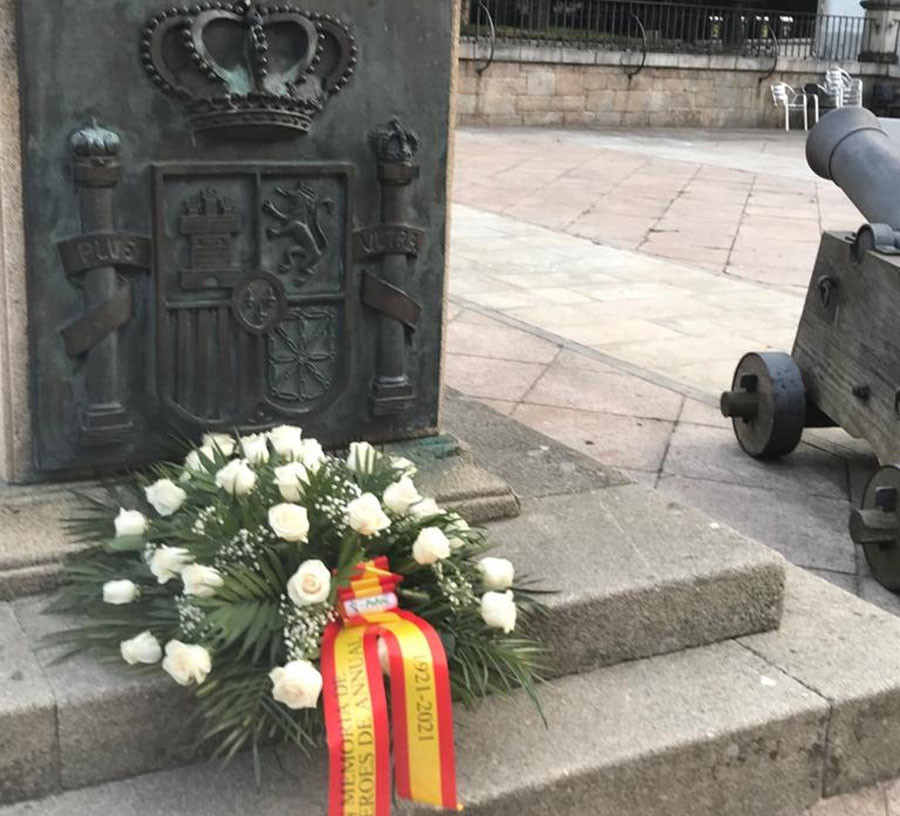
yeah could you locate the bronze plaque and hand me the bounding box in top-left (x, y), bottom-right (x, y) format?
top-left (16, 1), bottom-right (455, 478)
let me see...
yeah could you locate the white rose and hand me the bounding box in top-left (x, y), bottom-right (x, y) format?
top-left (297, 439), bottom-right (326, 471)
top-left (215, 459), bottom-right (257, 497)
top-left (148, 545), bottom-right (193, 584)
top-left (346, 493), bottom-right (391, 536)
top-left (268, 425), bottom-right (304, 458)
top-left (184, 446), bottom-right (215, 473)
top-left (202, 433), bottom-right (236, 456)
top-left (391, 456), bottom-right (417, 477)
top-left (114, 508), bottom-right (148, 538)
top-left (269, 660), bottom-right (323, 709)
top-left (274, 462), bottom-right (311, 502)
top-left (240, 433), bottom-right (270, 465)
top-left (346, 441), bottom-right (381, 474)
top-left (410, 498), bottom-right (443, 519)
top-left (481, 590), bottom-right (517, 633)
top-left (120, 631), bottom-right (162, 665)
top-left (478, 557), bottom-right (515, 591)
top-left (446, 513), bottom-right (470, 534)
top-left (103, 579), bottom-right (139, 605)
top-left (162, 640), bottom-right (212, 686)
top-left (144, 478), bottom-right (187, 517)
top-left (383, 477), bottom-right (421, 515)
top-left (412, 527), bottom-right (451, 565)
top-left (287, 559), bottom-right (331, 606)
top-left (268, 503), bottom-right (310, 543)
top-left (181, 564), bottom-right (224, 598)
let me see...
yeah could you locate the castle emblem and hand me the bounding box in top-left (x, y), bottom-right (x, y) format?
top-left (141, 2), bottom-right (356, 139)
top-left (180, 189), bottom-right (242, 289)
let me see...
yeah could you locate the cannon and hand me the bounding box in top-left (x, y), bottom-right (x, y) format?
top-left (721, 106), bottom-right (900, 590)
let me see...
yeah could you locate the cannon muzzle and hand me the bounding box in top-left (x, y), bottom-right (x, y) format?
top-left (807, 107), bottom-right (900, 231)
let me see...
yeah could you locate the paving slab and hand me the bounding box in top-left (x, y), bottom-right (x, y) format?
top-left (512, 403), bottom-right (676, 472)
top-left (444, 354), bottom-right (547, 402)
top-left (741, 567), bottom-right (900, 797)
top-left (0, 641), bottom-right (828, 816)
top-left (664, 424), bottom-right (849, 501)
top-left (657, 475), bottom-right (856, 574)
top-left (524, 362), bottom-right (683, 421)
top-left (679, 397), bottom-right (732, 429)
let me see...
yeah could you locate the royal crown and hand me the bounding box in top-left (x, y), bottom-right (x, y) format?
top-left (142, 2), bottom-right (356, 139)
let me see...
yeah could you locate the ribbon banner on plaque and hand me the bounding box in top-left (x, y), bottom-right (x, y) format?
top-left (321, 558), bottom-right (459, 816)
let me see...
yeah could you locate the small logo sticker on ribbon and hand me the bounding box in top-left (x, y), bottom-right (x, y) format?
top-left (343, 592), bottom-right (399, 618)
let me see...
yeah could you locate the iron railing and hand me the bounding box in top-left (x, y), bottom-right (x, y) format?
top-left (461, 0), bottom-right (879, 61)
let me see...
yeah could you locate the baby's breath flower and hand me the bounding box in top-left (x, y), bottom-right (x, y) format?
top-left (433, 560), bottom-right (477, 611)
top-left (175, 595), bottom-right (206, 639)
top-left (280, 599), bottom-right (337, 661)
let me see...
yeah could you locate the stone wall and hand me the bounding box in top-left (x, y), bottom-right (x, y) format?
top-left (458, 42), bottom-right (879, 128)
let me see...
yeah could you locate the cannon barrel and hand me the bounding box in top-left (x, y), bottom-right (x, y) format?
top-left (807, 107), bottom-right (900, 230)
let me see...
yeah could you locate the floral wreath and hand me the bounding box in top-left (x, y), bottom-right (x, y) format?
top-left (55, 427), bottom-right (545, 813)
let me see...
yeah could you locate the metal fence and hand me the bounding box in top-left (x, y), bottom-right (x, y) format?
top-left (461, 0), bottom-right (877, 61)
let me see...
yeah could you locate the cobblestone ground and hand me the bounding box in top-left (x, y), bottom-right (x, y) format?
top-left (446, 127), bottom-right (896, 814)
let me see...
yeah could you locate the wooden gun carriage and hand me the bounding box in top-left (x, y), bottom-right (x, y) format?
top-left (721, 107), bottom-right (900, 590)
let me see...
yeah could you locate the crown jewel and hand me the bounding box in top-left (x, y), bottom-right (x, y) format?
top-left (142, 3), bottom-right (356, 139)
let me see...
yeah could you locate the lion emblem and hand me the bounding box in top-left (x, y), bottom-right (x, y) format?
top-left (262, 183), bottom-right (334, 280)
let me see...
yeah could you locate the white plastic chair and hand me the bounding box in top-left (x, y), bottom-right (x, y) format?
top-left (771, 83), bottom-right (813, 131)
top-left (821, 67), bottom-right (863, 108)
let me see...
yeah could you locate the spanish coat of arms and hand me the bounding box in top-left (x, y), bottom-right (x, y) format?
top-left (153, 163), bottom-right (353, 430)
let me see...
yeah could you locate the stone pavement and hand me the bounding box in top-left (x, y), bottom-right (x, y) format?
top-left (446, 126), bottom-right (897, 621)
top-left (447, 126), bottom-right (900, 813)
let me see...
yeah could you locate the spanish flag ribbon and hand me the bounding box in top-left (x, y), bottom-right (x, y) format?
top-left (321, 557), bottom-right (459, 816)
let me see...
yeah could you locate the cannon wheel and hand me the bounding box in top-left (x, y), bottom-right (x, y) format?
top-left (720, 351), bottom-right (805, 459)
top-left (851, 464), bottom-right (900, 591)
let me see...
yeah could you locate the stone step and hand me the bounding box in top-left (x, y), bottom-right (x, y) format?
top-left (5, 567), bottom-right (900, 816)
top-left (486, 483), bottom-right (784, 676)
top-left (0, 484), bottom-right (79, 601)
top-left (0, 479), bottom-right (785, 806)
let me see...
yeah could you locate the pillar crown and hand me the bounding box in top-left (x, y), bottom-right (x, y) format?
top-left (70, 119), bottom-right (121, 160)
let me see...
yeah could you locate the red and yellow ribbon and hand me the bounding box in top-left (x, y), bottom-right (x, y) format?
top-left (321, 557), bottom-right (459, 815)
